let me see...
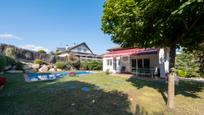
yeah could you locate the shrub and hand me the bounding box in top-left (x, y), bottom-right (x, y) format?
top-left (34, 59), bottom-right (48, 65)
top-left (0, 77), bottom-right (7, 86)
top-left (38, 50), bottom-right (46, 53)
top-left (87, 60), bottom-right (102, 70)
top-left (15, 61), bottom-right (24, 70)
top-left (5, 56), bottom-right (15, 66)
top-left (177, 70), bottom-right (188, 77)
top-left (80, 61), bottom-right (89, 70)
top-left (0, 55), bottom-right (7, 72)
top-left (69, 72), bottom-right (76, 77)
top-left (105, 69), bottom-right (110, 75)
top-left (80, 60), bottom-right (102, 70)
top-left (55, 61), bottom-right (66, 69)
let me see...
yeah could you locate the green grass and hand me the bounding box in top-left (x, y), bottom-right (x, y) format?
top-left (0, 73), bottom-right (204, 115)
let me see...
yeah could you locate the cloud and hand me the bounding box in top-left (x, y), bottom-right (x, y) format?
top-left (0, 33), bottom-right (22, 40)
top-left (19, 44), bottom-right (49, 52)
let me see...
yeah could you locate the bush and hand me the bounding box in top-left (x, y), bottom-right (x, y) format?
top-left (0, 55), bottom-right (7, 71)
top-left (34, 59), bottom-right (48, 65)
top-left (0, 77), bottom-right (7, 87)
top-left (5, 56), bottom-right (15, 66)
top-left (38, 50), bottom-right (46, 53)
top-left (15, 61), bottom-right (24, 70)
top-left (69, 72), bottom-right (76, 77)
top-left (81, 60), bottom-right (102, 70)
top-left (177, 70), bottom-right (188, 77)
top-left (55, 61), bottom-right (66, 69)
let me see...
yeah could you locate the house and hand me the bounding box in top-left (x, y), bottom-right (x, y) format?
top-left (103, 47), bottom-right (170, 78)
top-left (57, 42), bottom-right (102, 61)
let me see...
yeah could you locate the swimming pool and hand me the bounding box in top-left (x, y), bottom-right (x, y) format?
top-left (24, 71), bottom-right (93, 82)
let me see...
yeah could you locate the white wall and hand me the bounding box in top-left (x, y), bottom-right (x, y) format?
top-left (103, 57), bottom-right (114, 72)
top-left (158, 48), bottom-right (170, 78)
top-left (71, 45), bottom-right (92, 54)
top-left (103, 48), bottom-right (170, 77)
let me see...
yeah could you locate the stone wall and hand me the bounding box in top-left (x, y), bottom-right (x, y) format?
top-left (0, 44), bottom-right (64, 63)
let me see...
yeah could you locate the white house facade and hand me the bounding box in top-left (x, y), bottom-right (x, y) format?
top-left (57, 42), bottom-right (102, 61)
top-left (103, 48), bottom-right (170, 78)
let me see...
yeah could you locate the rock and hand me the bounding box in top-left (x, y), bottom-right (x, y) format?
top-left (32, 64), bottom-right (40, 69)
top-left (6, 70), bottom-right (23, 73)
top-left (39, 65), bottom-right (49, 73)
top-left (57, 68), bottom-right (62, 71)
top-left (23, 64), bottom-right (32, 70)
top-left (25, 69), bottom-right (37, 73)
top-left (4, 65), bottom-right (12, 70)
top-left (49, 68), bottom-right (56, 72)
top-left (0, 44), bottom-right (65, 64)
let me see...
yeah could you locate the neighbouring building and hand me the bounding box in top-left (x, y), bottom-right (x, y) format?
top-left (103, 47), bottom-right (170, 78)
top-left (56, 42), bottom-right (102, 61)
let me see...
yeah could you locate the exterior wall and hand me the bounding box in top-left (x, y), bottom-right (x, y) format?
top-left (58, 53), bottom-right (69, 57)
top-left (103, 57), bottom-right (114, 72)
top-left (71, 44), bottom-right (92, 54)
top-left (130, 54), bottom-right (159, 69)
top-left (158, 48), bottom-right (170, 78)
top-left (103, 48), bottom-right (170, 77)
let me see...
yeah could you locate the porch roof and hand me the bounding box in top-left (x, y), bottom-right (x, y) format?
top-left (104, 48), bottom-right (159, 58)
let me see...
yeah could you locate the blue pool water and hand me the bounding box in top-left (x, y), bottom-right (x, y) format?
top-left (25, 71), bottom-right (93, 82)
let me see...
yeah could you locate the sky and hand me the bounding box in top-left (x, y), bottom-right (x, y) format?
top-left (0, 0), bottom-right (117, 54)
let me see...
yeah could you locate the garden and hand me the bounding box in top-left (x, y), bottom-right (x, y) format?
top-left (0, 73), bottom-right (204, 115)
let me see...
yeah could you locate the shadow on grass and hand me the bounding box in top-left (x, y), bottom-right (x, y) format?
top-left (134, 104), bottom-right (165, 115)
top-left (0, 78), bottom-right (133, 115)
top-left (127, 77), bottom-right (204, 104)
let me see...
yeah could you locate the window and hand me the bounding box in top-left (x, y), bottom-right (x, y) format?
top-left (77, 48), bottom-right (81, 52)
top-left (107, 59), bottom-right (112, 66)
top-left (131, 59), bottom-right (136, 68)
top-left (137, 59), bottom-right (143, 68)
top-left (83, 49), bottom-right (87, 52)
top-left (144, 59), bottom-right (150, 68)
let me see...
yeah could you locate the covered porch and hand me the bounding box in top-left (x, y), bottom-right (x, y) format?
top-left (103, 48), bottom-right (170, 78)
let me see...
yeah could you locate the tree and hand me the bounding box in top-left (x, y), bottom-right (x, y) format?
top-left (102, 0), bottom-right (204, 108)
top-left (0, 55), bottom-right (7, 72)
top-left (4, 47), bottom-right (16, 59)
top-left (38, 49), bottom-right (46, 54)
top-left (176, 51), bottom-right (200, 77)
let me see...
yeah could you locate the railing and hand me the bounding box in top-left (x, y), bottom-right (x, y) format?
top-left (131, 68), bottom-right (156, 78)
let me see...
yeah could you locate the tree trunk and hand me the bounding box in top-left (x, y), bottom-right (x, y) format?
top-left (167, 44), bottom-right (176, 109)
top-left (169, 44), bottom-right (176, 69)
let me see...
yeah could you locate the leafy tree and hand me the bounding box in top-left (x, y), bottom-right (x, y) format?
top-left (102, 0), bottom-right (204, 108)
top-left (176, 51), bottom-right (200, 77)
top-left (4, 47), bottom-right (16, 59)
top-left (102, 0), bottom-right (204, 68)
top-left (65, 55), bottom-right (80, 70)
top-left (38, 50), bottom-right (46, 54)
top-left (192, 42), bottom-right (204, 77)
top-left (0, 55), bottom-right (7, 72)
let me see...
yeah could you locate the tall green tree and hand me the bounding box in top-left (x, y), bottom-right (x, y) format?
top-left (102, 0), bottom-right (204, 108)
top-left (102, 0), bottom-right (204, 68)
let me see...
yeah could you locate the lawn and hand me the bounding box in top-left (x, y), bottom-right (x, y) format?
top-left (0, 73), bottom-right (204, 115)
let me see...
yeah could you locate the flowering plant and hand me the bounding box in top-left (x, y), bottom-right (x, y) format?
top-left (69, 72), bottom-right (76, 77)
top-left (0, 77), bottom-right (7, 87)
